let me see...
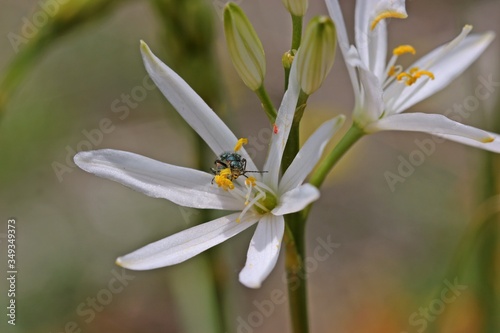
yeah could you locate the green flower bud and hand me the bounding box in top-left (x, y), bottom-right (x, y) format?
top-left (296, 16), bottom-right (336, 95)
top-left (281, 0), bottom-right (308, 17)
top-left (282, 50), bottom-right (295, 70)
top-left (223, 3), bottom-right (265, 91)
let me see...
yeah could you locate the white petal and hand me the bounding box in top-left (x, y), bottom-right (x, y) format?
top-left (239, 214), bottom-right (284, 288)
top-left (354, 0), bottom-right (377, 72)
top-left (117, 213), bottom-right (259, 270)
top-left (355, 0), bottom-right (404, 79)
top-left (391, 31), bottom-right (495, 114)
top-left (262, 47), bottom-right (301, 189)
top-left (353, 64), bottom-right (385, 125)
top-left (370, 19), bottom-right (388, 81)
top-left (272, 184), bottom-right (320, 216)
top-left (325, 0), bottom-right (360, 92)
top-left (280, 116), bottom-right (345, 193)
top-left (140, 41), bottom-right (258, 172)
top-left (74, 149), bottom-right (244, 210)
top-left (365, 113), bottom-right (494, 143)
top-left (437, 132), bottom-right (500, 153)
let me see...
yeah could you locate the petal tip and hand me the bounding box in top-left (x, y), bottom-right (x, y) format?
top-left (140, 40), bottom-right (154, 61)
top-left (73, 150), bottom-right (92, 167)
top-left (140, 40), bottom-right (149, 51)
top-left (482, 136), bottom-right (495, 143)
top-left (115, 257), bottom-right (124, 267)
top-left (239, 275), bottom-right (262, 289)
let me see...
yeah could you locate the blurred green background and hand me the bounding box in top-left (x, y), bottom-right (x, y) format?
top-left (0, 0), bottom-right (499, 332)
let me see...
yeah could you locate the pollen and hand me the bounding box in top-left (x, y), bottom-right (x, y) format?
top-left (397, 68), bottom-right (435, 86)
top-left (245, 176), bottom-right (256, 186)
top-left (393, 45), bottom-right (416, 56)
top-left (234, 138), bottom-right (248, 151)
top-left (388, 66), bottom-right (397, 77)
top-left (214, 168), bottom-right (234, 191)
top-left (371, 10), bottom-right (408, 31)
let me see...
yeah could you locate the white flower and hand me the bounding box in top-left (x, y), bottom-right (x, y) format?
top-left (326, 0), bottom-right (500, 152)
top-left (74, 41), bottom-right (345, 288)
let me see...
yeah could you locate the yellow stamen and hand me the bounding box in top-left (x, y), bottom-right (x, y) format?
top-left (393, 45), bottom-right (416, 56)
top-left (245, 176), bottom-right (256, 186)
top-left (371, 11), bottom-right (408, 31)
top-left (413, 70), bottom-right (435, 80)
top-left (234, 138), bottom-right (248, 151)
top-left (214, 168), bottom-right (234, 191)
top-left (397, 72), bottom-right (415, 85)
top-left (397, 69), bottom-right (435, 86)
top-left (409, 67), bottom-right (419, 74)
top-left (387, 66), bottom-right (397, 77)
top-left (244, 176), bottom-right (256, 205)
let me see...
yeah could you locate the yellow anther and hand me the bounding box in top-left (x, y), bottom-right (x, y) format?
top-left (371, 10), bottom-right (408, 30)
top-left (397, 72), bottom-right (414, 85)
top-left (397, 68), bottom-right (435, 86)
top-left (482, 136), bottom-right (495, 143)
top-left (234, 138), bottom-right (248, 151)
top-left (214, 168), bottom-right (234, 191)
top-left (409, 67), bottom-right (419, 74)
top-left (219, 168), bottom-right (232, 178)
top-left (387, 66), bottom-right (397, 77)
top-left (245, 176), bottom-right (256, 186)
top-left (393, 45), bottom-right (416, 56)
top-left (235, 218), bottom-right (241, 223)
top-left (413, 70), bottom-right (435, 80)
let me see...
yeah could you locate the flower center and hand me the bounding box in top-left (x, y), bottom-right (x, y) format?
top-left (212, 137), bottom-right (275, 222)
top-left (383, 45), bottom-right (435, 88)
top-left (234, 177), bottom-right (278, 222)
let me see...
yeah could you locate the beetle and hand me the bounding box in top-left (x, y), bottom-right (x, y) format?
top-left (211, 152), bottom-right (266, 183)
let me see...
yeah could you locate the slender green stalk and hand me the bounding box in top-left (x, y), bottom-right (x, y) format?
top-left (0, 0), bottom-right (122, 118)
top-left (284, 221), bottom-right (308, 333)
top-left (476, 89), bottom-right (500, 333)
top-left (255, 85), bottom-right (277, 123)
top-left (0, 35), bottom-right (46, 115)
top-left (309, 124), bottom-right (365, 188)
top-left (284, 15), bottom-right (303, 91)
top-left (283, 119), bottom-right (363, 333)
top-left (291, 15), bottom-right (303, 52)
top-left (282, 91), bottom-right (308, 172)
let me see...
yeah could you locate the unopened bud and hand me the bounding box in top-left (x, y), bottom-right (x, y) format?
top-left (223, 3), bottom-right (266, 91)
top-left (282, 50), bottom-right (295, 70)
top-left (296, 16), bottom-right (336, 95)
top-left (281, 0), bottom-right (308, 17)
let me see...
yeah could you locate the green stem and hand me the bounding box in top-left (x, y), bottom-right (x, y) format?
top-left (309, 124), bottom-right (365, 188)
top-left (282, 91), bottom-right (308, 172)
top-left (255, 85), bottom-right (277, 123)
top-left (284, 220), bottom-right (308, 333)
top-left (0, 34), bottom-right (49, 117)
top-left (300, 124), bottom-right (364, 225)
top-left (291, 15), bottom-right (303, 52)
top-left (284, 15), bottom-right (303, 91)
top-left (282, 91), bottom-right (310, 333)
top-left (476, 86), bottom-right (500, 333)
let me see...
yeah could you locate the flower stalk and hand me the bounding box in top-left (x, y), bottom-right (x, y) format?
top-left (284, 221), bottom-right (309, 333)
